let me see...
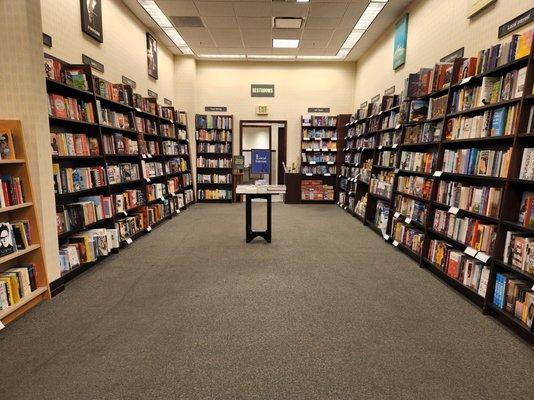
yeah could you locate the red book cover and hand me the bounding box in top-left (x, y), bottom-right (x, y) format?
top-left (51, 94), bottom-right (67, 118)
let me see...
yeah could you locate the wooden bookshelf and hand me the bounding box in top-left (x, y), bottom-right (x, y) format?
top-left (0, 120), bottom-right (51, 326)
top-left (195, 114), bottom-right (234, 203)
top-left (337, 36), bottom-right (534, 343)
top-left (45, 53), bottom-right (193, 295)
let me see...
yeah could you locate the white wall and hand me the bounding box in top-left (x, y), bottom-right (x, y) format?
top-left (195, 61), bottom-right (357, 167)
top-left (41, 0), bottom-right (176, 101)
top-left (354, 0), bottom-right (534, 103)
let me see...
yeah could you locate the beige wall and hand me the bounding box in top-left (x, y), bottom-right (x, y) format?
top-left (0, 0), bottom-right (59, 281)
top-left (195, 61), bottom-right (357, 167)
top-left (41, 0), bottom-right (176, 102)
top-left (354, 0), bottom-right (534, 104)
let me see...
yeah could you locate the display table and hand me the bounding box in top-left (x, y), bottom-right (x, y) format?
top-left (236, 185), bottom-right (286, 243)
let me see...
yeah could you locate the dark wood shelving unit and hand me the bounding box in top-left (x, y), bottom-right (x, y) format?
top-left (45, 53), bottom-right (194, 295)
top-left (195, 114), bottom-right (234, 203)
top-left (335, 39), bottom-right (534, 343)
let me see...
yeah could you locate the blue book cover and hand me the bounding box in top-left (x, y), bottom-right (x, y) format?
top-left (468, 148), bottom-right (478, 174)
top-left (494, 273), bottom-right (504, 308)
top-left (491, 107), bottom-right (507, 136)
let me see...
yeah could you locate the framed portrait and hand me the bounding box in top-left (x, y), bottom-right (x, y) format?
top-left (147, 32), bottom-right (158, 79)
top-left (80, 0), bottom-right (103, 43)
top-left (468, 0), bottom-right (497, 18)
top-left (393, 14), bottom-right (408, 70)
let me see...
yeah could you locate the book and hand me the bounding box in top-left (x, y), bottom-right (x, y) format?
top-left (519, 148), bottom-right (534, 181)
top-left (0, 129), bottom-right (16, 160)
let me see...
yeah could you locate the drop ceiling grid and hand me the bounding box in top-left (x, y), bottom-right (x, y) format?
top-left (155, 0), bottom-right (364, 56)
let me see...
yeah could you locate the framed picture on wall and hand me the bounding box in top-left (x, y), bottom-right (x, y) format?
top-left (80, 0), bottom-right (103, 43)
top-left (393, 13), bottom-right (408, 70)
top-left (468, 0), bottom-right (497, 18)
top-left (147, 32), bottom-right (158, 80)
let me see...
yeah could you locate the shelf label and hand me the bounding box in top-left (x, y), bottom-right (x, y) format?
top-left (306, 148), bottom-right (312, 152)
top-left (464, 246), bottom-right (478, 257)
top-left (125, 238), bottom-right (133, 245)
top-left (327, 161), bottom-right (334, 165)
top-left (303, 137), bottom-right (310, 141)
top-left (392, 144), bottom-right (398, 149)
top-left (395, 124), bottom-right (401, 129)
top-left (324, 173), bottom-right (331, 176)
top-left (448, 206), bottom-right (460, 215)
top-left (460, 76), bottom-right (472, 85)
top-left (322, 149), bottom-right (328, 152)
top-left (475, 252), bottom-right (491, 263)
top-left (331, 138), bottom-right (337, 141)
top-left (405, 217), bottom-right (412, 224)
top-left (392, 240), bottom-right (399, 247)
top-left (315, 138), bottom-right (321, 141)
top-left (123, 211), bottom-right (128, 216)
top-left (159, 196), bottom-right (165, 201)
top-left (394, 168), bottom-right (400, 173)
top-left (309, 161), bottom-right (317, 165)
top-left (348, 191), bottom-right (353, 195)
top-left (305, 173), bottom-right (312, 176)
top-left (176, 209), bottom-right (181, 214)
top-left (146, 226), bottom-right (152, 232)
top-left (378, 145), bottom-right (383, 150)
top-left (355, 173), bottom-right (361, 179)
top-left (394, 212), bottom-right (401, 218)
top-left (0, 321), bottom-right (4, 331)
top-left (383, 234), bottom-right (390, 241)
top-left (433, 171), bottom-right (443, 177)
top-left (147, 154), bottom-right (153, 159)
top-left (146, 178), bottom-right (151, 182)
top-left (141, 154), bottom-right (147, 159)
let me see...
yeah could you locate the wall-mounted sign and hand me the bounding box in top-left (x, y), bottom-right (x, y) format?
top-left (308, 108), bottom-right (330, 113)
top-left (384, 86), bottom-right (396, 96)
top-left (163, 98), bottom-right (172, 106)
top-left (251, 84), bottom-right (275, 97)
top-left (82, 54), bottom-right (104, 73)
top-left (205, 106), bottom-right (227, 112)
top-left (42, 33), bottom-right (52, 47)
top-left (233, 155), bottom-right (245, 174)
top-left (122, 75), bottom-right (136, 89)
top-left (251, 149), bottom-right (270, 174)
top-left (468, 0), bottom-right (497, 18)
top-left (371, 94), bottom-right (380, 103)
top-left (498, 7), bottom-right (534, 38)
top-left (147, 89), bottom-right (158, 98)
top-left (256, 105), bottom-right (269, 115)
top-left (440, 47), bottom-right (465, 62)
top-left (81, 0), bottom-right (103, 43)
top-left (360, 101), bottom-right (368, 109)
top-left (393, 14), bottom-right (408, 70)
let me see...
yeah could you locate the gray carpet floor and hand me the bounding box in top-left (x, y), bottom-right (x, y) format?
top-left (0, 203), bottom-right (533, 400)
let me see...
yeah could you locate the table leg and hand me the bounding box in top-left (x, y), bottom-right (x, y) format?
top-left (246, 195), bottom-right (252, 243)
top-left (266, 196), bottom-right (272, 243)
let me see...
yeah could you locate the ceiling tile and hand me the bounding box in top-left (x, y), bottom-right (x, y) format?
top-left (272, 2), bottom-right (309, 17)
top-left (298, 48), bottom-right (327, 56)
top-left (237, 16), bottom-right (271, 29)
top-left (301, 29), bottom-right (334, 40)
top-left (178, 27), bottom-right (216, 47)
top-left (233, 1), bottom-right (272, 17)
top-left (202, 16), bottom-right (238, 28)
top-left (272, 48), bottom-right (298, 56)
top-left (309, 2), bottom-right (348, 18)
top-left (300, 38), bottom-right (330, 49)
top-left (272, 28), bottom-right (301, 40)
top-left (209, 28), bottom-right (243, 47)
top-left (339, 1), bottom-right (368, 28)
top-left (306, 17), bottom-right (342, 29)
top-left (195, 47), bottom-right (220, 55)
top-left (246, 48), bottom-right (273, 56)
top-left (218, 48), bottom-right (246, 55)
top-left (195, 1), bottom-right (235, 16)
top-left (328, 27), bottom-right (351, 49)
top-left (156, 0), bottom-right (199, 16)
top-left (241, 29), bottom-right (271, 48)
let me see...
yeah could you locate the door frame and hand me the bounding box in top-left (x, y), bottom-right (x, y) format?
top-left (239, 120), bottom-right (287, 184)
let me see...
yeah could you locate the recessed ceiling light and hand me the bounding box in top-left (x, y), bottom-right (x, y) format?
top-left (273, 39), bottom-right (300, 48)
top-left (296, 0), bottom-right (310, 2)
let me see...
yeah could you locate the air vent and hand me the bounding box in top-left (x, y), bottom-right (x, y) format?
top-left (170, 16), bottom-right (204, 28)
top-left (274, 17), bottom-right (303, 29)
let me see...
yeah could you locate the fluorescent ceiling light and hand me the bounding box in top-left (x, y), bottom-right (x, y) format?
top-left (296, 0), bottom-right (310, 2)
top-left (273, 39), bottom-right (300, 48)
top-left (199, 54), bottom-right (246, 59)
top-left (337, 1), bottom-right (387, 58)
top-left (297, 56), bottom-right (344, 60)
top-left (137, 0), bottom-right (193, 55)
top-left (248, 55), bottom-right (296, 59)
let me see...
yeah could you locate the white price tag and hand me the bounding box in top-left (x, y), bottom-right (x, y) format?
top-left (176, 209), bottom-right (181, 214)
top-left (349, 191), bottom-right (353, 195)
top-left (383, 234), bottom-right (390, 241)
top-left (433, 171), bottom-right (443, 177)
top-left (0, 321), bottom-right (4, 331)
top-left (464, 246), bottom-right (478, 257)
top-left (141, 154), bottom-right (147, 159)
top-left (146, 178), bottom-right (151, 182)
top-left (315, 138), bottom-right (321, 141)
top-left (461, 76), bottom-right (472, 85)
top-left (303, 137), bottom-right (310, 141)
top-left (395, 124), bottom-right (401, 129)
top-left (146, 226), bottom-right (152, 232)
top-left (392, 240), bottom-right (399, 247)
top-left (322, 149), bottom-right (328, 152)
top-left (324, 173), bottom-right (331, 176)
top-left (125, 238), bottom-right (133, 245)
top-left (378, 145), bottom-right (383, 150)
top-left (475, 252), bottom-right (491, 263)
top-left (305, 173), bottom-right (312, 176)
top-left (405, 217), bottom-right (412, 224)
top-left (327, 161), bottom-right (334, 165)
top-left (309, 161), bottom-right (317, 165)
top-left (344, 206), bottom-right (347, 210)
top-left (394, 168), bottom-right (400, 173)
top-left (331, 138), bottom-right (337, 141)
top-left (123, 211), bottom-right (128, 216)
top-left (448, 207), bottom-right (460, 215)
top-left (306, 148), bottom-right (312, 152)
top-left (392, 144), bottom-right (398, 149)
top-left (159, 196), bottom-right (165, 201)
top-left (394, 212), bottom-right (401, 218)
top-left (147, 154), bottom-right (153, 159)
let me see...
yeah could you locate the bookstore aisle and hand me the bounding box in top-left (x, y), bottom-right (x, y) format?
top-left (0, 204), bottom-right (532, 400)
